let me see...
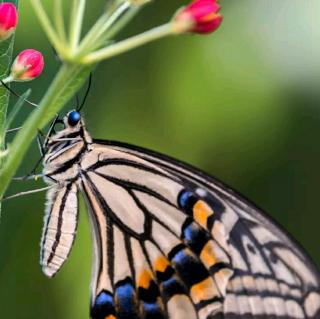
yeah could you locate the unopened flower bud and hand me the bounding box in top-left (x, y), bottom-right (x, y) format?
top-left (11, 49), bottom-right (44, 82)
top-left (0, 2), bottom-right (18, 41)
top-left (173, 0), bottom-right (223, 35)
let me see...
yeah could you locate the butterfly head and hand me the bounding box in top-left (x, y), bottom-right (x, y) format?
top-left (45, 110), bottom-right (91, 151)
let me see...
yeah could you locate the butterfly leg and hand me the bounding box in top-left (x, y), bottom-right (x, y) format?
top-left (1, 185), bottom-right (54, 202)
top-left (6, 126), bottom-right (23, 134)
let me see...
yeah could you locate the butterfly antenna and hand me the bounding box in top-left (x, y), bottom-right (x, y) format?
top-left (0, 80), bottom-right (39, 108)
top-left (76, 94), bottom-right (80, 109)
top-left (77, 73), bottom-right (92, 112)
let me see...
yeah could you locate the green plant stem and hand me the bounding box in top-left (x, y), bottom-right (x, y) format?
top-left (77, 1), bottom-right (130, 56)
top-left (82, 23), bottom-right (173, 64)
top-left (0, 63), bottom-right (92, 197)
top-left (30, 0), bottom-right (68, 59)
top-left (53, 0), bottom-right (67, 44)
top-left (69, 0), bottom-right (86, 53)
top-left (99, 5), bottom-right (140, 45)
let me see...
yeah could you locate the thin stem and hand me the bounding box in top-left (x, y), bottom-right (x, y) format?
top-left (77, 1), bottom-right (130, 56)
top-left (1, 186), bottom-right (53, 202)
top-left (30, 0), bottom-right (68, 58)
top-left (81, 23), bottom-right (173, 64)
top-left (6, 127), bottom-right (22, 133)
top-left (69, 0), bottom-right (87, 52)
top-left (53, 0), bottom-right (67, 44)
top-left (100, 5), bottom-right (140, 43)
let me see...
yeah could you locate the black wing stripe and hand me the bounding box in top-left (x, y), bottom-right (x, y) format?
top-left (94, 171), bottom-right (178, 208)
top-left (88, 158), bottom-right (180, 183)
top-left (47, 183), bottom-right (72, 265)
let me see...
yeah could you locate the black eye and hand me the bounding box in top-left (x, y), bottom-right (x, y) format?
top-left (68, 111), bottom-right (81, 126)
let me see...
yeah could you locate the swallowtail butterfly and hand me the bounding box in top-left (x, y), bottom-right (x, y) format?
top-left (40, 110), bottom-right (320, 319)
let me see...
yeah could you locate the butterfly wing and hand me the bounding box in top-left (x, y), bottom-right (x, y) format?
top-left (81, 140), bottom-right (320, 319)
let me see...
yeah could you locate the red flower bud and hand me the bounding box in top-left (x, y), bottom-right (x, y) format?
top-left (11, 49), bottom-right (44, 81)
top-left (0, 2), bottom-right (18, 41)
top-left (174, 0), bottom-right (223, 34)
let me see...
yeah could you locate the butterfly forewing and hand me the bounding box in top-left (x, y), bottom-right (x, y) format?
top-left (41, 119), bottom-right (320, 319)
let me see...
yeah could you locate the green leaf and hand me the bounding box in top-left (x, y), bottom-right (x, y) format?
top-left (5, 90), bottom-right (31, 132)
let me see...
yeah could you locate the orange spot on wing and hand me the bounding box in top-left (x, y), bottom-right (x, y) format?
top-left (138, 269), bottom-right (153, 290)
top-left (154, 256), bottom-right (170, 273)
top-left (105, 315), bottom-right (116, 319)
top-left (200, 241), bottom-right (216, 267)
top-left (190, 277), bottom-right (218, 303)
top-left (193, 200), bottom-right (213, 228)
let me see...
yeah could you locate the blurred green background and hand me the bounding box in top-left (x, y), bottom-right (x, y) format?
top-left (1, 0), bottom-right (320, 318)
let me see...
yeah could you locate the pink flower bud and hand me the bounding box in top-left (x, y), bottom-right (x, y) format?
top-left (174, 0), bottom-right (223, 35)
top-left (0, 3), bottom-right (18, 41)
top-left (11, 49), bottom-right (44, 81)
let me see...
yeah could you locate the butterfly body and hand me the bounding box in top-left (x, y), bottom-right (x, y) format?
top-left (40, 112), bottom-right (320, 318)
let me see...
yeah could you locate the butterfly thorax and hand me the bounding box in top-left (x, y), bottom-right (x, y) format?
top-left (43, 119), bottom-right (92, 183)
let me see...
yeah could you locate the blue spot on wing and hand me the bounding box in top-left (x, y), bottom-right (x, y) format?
top-left (142, 302), bottom-right (165, 319)
top-left (182, 220), bottom-right (210, 255)
top-left (91, 290), bottom-right (115, 319)
top-left (170, 246), bottom-right (209, 289)
top-left (178, 190), bottom-right (198, 215)
top-left (115, 279), bottom-right (139, 319)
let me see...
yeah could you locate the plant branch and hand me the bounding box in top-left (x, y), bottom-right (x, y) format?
top-left (53, 0), bottom-right (67, 44)
top-left (30, 0), bottom-right (68, 58)
top-left (77, 1), bottom-right (130, 56)
top-left (81, 23), bottom-right (173, 64)
top-left (69, 0), bottom-right (86, 52)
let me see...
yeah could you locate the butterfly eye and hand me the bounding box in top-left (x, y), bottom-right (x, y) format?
top-left (68, 111), bottom-right (81, 126)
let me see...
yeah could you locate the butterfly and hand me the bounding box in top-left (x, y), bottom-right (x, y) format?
top-left (39, 110), bottom-right (320, 319)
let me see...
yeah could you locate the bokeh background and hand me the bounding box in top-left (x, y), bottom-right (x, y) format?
top-left (1, 0), bottom-right (320, 318)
